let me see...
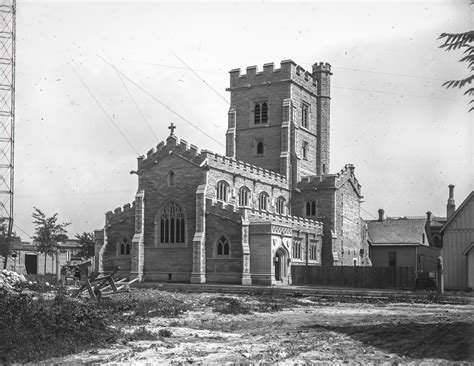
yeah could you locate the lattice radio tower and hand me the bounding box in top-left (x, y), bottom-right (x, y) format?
top-left (0, 0), bottom-right (15, 240)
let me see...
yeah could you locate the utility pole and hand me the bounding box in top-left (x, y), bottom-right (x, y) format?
top-left (0, 0), bottom-right (16, 267)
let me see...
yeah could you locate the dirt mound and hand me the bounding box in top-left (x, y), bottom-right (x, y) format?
top-left (0, 269), bottom-right (27, 292)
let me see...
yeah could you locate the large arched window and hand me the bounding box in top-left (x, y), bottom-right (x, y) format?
top-left (216, 180), bottom-right (229, 202)
top-left (216, 236), bottom-right (230, 257)
top-left (258, 192), bottom-right (269, 211)
top-left (276, 196), bottom-right (286, 214)
top-left (159, 201), bottom-right (185, 244)
top-left (306, 200), bottom-right (317, 216)
top-left (239, 186), bottom-right (250, 207)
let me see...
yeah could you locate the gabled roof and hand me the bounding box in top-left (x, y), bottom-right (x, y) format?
top-left (440, 191), bottom-right (474, 233)
top-left (367, 218), bottom-right (427, 246)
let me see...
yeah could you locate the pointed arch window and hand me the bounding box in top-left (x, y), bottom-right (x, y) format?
top-left (168, 170), bottom-right (175, 186)
top-left (216, 236), bottom-right (230, 257)
top-left (119, 238), bottom-right (131, 256)
top-left (159, 201), bottom-right (185, 244)
top-left (258, 192), bottom-right (269, 211)
top-left (256, 139), bottom-right (264, 155)
top-left (306, 200), bottom-right (317, 216)
top-left (239, 186), bottom-right (250, 207)
top-left (276, 196), bottom-right (286, 215)
top-left (216, 180), bottom-right (229, 202)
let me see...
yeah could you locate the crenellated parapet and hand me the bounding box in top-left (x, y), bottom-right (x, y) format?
top-left (228, 60), bottom-right (318, 95)
top-left (207, 151), bottom-right (288, 187)
top-left (137, 134), bottom-right (288, 187)
top-left (106, 201), bottom-right (136, 226)
top-left (204, 196), bottom-right (323, 234)
top-left (296, 164), bottom-right (362, 197)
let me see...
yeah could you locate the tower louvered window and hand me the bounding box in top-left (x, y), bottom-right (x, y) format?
top-left (217, 181), bottom-right (229, 202)
top-left (254, 103), bottom-right (261, 124)
top-left (254, 101), bottom-right (268, 124)
top-left (276, 196), bottom-right (286, 214)
top-left (261, 102), bottom-right (268, 123)
top-left (159, 202), bottom-right (185, 244)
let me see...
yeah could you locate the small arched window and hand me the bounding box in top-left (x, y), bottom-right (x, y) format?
top-left (216, 236), bottom-right (230, 257)
top-left (216, 181), bottom-right (229, 202)
top-left (159, 201), bottom-right (185, 244)
top-left (239, 186), bottom-right (250, 207)
top-left (257, 140), bottom-right (264, 155)
top-left (168, 170), bottom-right (175, 187)
top-left (276, 196), bottom-right (286, 214)
top-left (302, 141), bottom-right (308, 159)
top-left (120, 242), bottom-right (125, 255)
top-left (119, 238), bottom-right (130, 256)
top-left (258, 192), bottom-right (269, 211)
top-left (125, 242), bottom-right (131, 255)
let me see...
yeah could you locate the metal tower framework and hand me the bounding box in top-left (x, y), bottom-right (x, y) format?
top-left (0, 0), bottom-right (15, 239)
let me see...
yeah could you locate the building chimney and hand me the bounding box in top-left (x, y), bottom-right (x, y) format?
top-left (426, 211), bottom-right (432, 225)
top-left (447, 184), bottom-right (456, 218)
top-left (378, 209), bottom-right (385, 222)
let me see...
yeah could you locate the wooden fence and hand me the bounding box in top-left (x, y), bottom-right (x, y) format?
top-left (291, 266), bottom-right (416, 289)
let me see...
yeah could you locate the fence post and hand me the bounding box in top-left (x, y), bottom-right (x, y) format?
top-left (436, 256), bottom-right (444, 294)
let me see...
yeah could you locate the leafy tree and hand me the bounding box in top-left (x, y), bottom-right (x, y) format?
top-left (32, 207), bottom-right (70, 275)
top-left (75, 232), bottom-right (95, 258)
top-left (439, 31), bottom-right (474, 111)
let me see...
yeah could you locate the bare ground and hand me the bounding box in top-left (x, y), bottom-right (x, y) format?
top-left (46, 289), bottom-right (473, 364)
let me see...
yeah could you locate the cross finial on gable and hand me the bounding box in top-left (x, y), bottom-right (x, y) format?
top-left (168, 123), bottom-right (176, 136)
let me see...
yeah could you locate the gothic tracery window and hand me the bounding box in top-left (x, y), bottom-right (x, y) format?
top-left (216, 236), bottom-right (230, 257)
top-left (254, 101), bottom-right (268, 124)
top-left (159, 201), bottom-right (185, 244)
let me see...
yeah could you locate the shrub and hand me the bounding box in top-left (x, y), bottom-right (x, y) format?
top-left (212, 297), bottom-right (251, 315)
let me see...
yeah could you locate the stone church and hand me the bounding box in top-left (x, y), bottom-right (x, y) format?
top-left (94, 59), bottom-right (370, 285)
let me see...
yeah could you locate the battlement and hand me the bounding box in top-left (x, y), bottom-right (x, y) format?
top-left (138, 135), bottom-right (206, 169)
top-left (106, 201), bottom-right (135, 224)
top-left (207, 151), bottom-right (288, 187)
top-left (297, 164), bottom-right (361, 197)
top-left (245, 207), bottom-right (323, 233)
top-left (228, 60), bottom-right (318, 94)
top-left (312, 61), bottom-right (332, 74)
top-left (139, 134), bottom-right (288, 187)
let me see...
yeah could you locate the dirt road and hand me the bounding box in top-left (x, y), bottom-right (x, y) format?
top-left (46, 289), bottom-right (473, 364)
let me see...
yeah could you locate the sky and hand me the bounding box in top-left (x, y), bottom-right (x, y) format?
top-left (11, 0), bottom-right (474, 240)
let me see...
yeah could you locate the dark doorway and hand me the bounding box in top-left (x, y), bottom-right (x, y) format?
top-left (25, 254), bottom-right (37, 274)
top-left (274, 253), bottom-right (281, 280)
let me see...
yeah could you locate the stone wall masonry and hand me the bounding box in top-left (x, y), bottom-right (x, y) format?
top-left (229, 60), bottom-right (318, 96)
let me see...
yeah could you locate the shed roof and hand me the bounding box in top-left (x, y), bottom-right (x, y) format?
top-left (367, 218), bottom-right (427, 245)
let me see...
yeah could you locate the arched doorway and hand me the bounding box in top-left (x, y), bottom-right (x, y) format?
top-left (274, 247), bottom-right (287, 282)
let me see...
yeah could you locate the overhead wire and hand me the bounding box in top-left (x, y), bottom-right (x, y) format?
top-left (70, 64), bottom-right (140, 155)
top-left (171, 51), bottom-right (230, 105)
top-left (111, 63), bottom-right (160, 141)
top-left (97, 54), bottom-right (225, 148)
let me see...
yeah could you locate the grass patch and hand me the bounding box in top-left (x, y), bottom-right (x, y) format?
top-left (125, 326), bottom-right (158, 341)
